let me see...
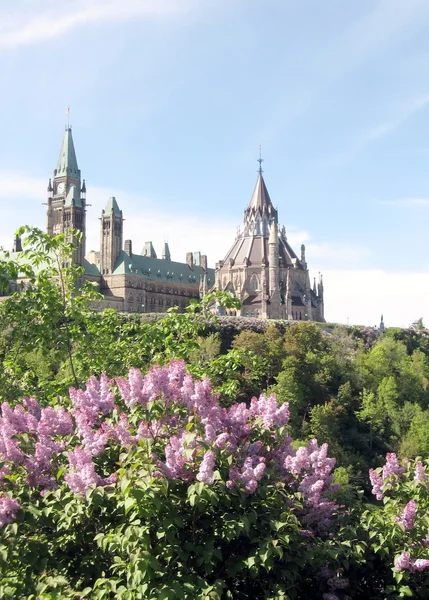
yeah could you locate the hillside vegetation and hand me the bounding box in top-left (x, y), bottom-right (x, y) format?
top-left (1, 228), bottom-right (429, 598)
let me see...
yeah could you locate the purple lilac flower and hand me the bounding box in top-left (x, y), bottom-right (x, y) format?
top-left (382, 453), bottom-right (405, 480)
top-left (398, 500), bottom-right (417, 531)
top-left (369, 468), bottom-right (384, 500)
top-left (0, 494), bottom-right (20, 527)
top-left (394, 551), bottom-right (411, 571)
top-left (65, 447), bottom-right (117, 495)
top-left (249, 393), bottom-right (290, 429)
top-left (411, 559), bottom-right (429, 572)
top-left (415, 461), bottom-right (426, 483)
top-left (196, 451), bottom-right (216, 484)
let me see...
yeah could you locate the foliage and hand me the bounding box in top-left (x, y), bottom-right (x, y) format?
top-left (2, 228), bottom-right (429, 596)
top-left (1, 362), bottom-right (344, 599)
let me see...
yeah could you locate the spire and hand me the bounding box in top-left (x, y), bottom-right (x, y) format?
top-left (246, 172), bottom-right (276, 215)
top-left (55, 128), bottom-right (80, 179)
top-left (104, 196), bottom-right (121, 216)
top-left (257, 145), bottom-right (264, 175)
top-left (162, 241), bottom-right (171, 261)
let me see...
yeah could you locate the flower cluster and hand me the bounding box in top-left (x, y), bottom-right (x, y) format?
top-left (0, 361), bottom-right (339, 533)
top-left (370, 455), bottom-right (429, 577)
top-left (395, 551), bottom-right (429, 573)
top-left (369, 452), bottom-right (406, 500)
top-left (396, 500), bottom-right (417, 531)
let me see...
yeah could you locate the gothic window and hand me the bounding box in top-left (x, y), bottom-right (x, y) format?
top-left (250, 274), bottom-right (259, 291)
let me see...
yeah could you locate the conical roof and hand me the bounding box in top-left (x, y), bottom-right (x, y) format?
top-left (104, 196), bottom-right (121, 216)
top-left (246, 173), bottom-right (276, 214)
top-left (55, 128), bottom-right (80, 178)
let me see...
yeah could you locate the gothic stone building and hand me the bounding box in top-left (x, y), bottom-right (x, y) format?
top-left (214, 169), bottom-right (325, 321)
top-left (19, 127), bottom-right (214, 314)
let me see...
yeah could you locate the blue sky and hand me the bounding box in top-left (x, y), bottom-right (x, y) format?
top-left (1, 0), bottom-right (429, 327)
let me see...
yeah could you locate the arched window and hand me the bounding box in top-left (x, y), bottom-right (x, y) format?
top-left (250, 274), bottom-right (259, 291)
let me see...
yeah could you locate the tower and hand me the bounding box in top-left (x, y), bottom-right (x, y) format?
top-left (215, 155), bottom-right (325, 322)
top-left (46, 127), bottom-right (86, 265)
top-left (100, 197), bottom-right (123, 275)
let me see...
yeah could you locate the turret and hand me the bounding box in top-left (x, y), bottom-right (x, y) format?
top-left (301, 244), bottom-right (306, 267)
top-left (100, 197), bottom-right (123, 275)
top-left (317, 273), bottom-right (324, 321)
top-left (12, 234), bottom-right (22, 253)
top-left (268, 218), bottom-right (279, 296)
top-left (286, 268), bottom-right (293, 319)
top-left (162, 242), bottom-right (171, 261)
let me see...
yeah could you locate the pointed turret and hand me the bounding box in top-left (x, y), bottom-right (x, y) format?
top-left (162, 242), bottom-right (171, 261)
top-left (244, 173), bottom-right (278, 236)
top-left (55, 128), bottom-right (80, 179)
top-left (105, 196), bottom-right (121, 216)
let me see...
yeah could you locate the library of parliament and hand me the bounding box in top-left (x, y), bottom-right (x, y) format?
top-left (11, 126), bottom-right (325, 322)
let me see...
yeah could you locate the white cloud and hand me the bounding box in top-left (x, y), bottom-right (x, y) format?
top-left (0, 171), bottom-right (47, 199)
top-left (307, 242), bottom-right (371, 264)
top-left (381, 198), bottom-right (429, 207)
top-left (0, 0), bottom-right (194, 48)
top-left (362, 93), bottom-right (429, 143)
top-left (323, 269), bottom-right (429, 329)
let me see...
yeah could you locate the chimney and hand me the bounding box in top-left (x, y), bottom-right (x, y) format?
top-left (124, 239), bottom-right (132, 257)
top-left (186, 252), bottom-right (194, 269)
top-left (201, 254), bottom-right (208, 270)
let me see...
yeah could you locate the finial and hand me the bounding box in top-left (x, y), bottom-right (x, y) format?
top-left (66, 106), bottom-right (70, 129)
top-left (257, 145), bottom-right (264, 174)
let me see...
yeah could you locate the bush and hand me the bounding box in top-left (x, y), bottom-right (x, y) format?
top-left (0, 361), bottom-right (348, 599)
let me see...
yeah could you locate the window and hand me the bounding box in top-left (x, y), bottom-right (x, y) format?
top-left (250, 274), bottom-right (259, 291)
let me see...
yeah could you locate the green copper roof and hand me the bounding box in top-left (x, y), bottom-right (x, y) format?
top-left (55, 128), bottom-right (80, 179)
top-left (112, 251), bottom-right (215, 288)
top-left (65, 185), bottom-right (82, 207)
top-left (83, 259), bottom-right (100, 277)
top-left (104, 197), bottom-right (121, 216)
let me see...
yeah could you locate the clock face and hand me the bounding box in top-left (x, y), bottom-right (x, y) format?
top-left (56, 182), bottom-right (65, 195)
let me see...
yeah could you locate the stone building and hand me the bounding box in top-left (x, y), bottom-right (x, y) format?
top-left (17, 126), bottom-right (214, 314)
top-left (214, 166), bottom-right (324, 321)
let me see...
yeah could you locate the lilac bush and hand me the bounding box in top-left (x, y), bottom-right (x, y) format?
top-left (363, 453), bottom-right (429, 597)
top-left (0, 360), bottom-right (343, 598)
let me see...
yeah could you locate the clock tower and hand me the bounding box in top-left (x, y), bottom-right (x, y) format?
top-left (46, 127), bottom-right (87, 265)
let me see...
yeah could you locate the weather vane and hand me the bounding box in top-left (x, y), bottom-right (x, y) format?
top-left (257, 145), bottom-right (264, 174)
